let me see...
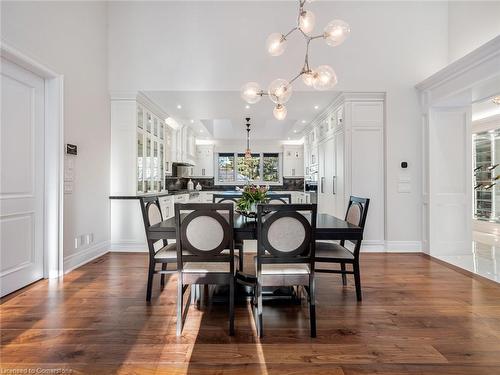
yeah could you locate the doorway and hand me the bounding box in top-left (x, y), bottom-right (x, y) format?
top-left (0, 43), bottom-right (64, 297)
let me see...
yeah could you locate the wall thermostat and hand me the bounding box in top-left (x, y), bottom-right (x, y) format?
top-left (66, 144), bottom-right (77, 155)
top-left (401, 161), bottom-right (408, 168)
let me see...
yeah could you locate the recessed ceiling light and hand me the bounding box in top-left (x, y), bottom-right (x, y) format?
top-left (314, 105), bottom-right (319, 110)
top-left (245, 105), bottom-right (250, 109)
top-left (293, 130), bottom-right (297, 133)
top-left (287, 137), bottom-right (291, 140)
top-left (190, 119), bottom-right (194, 124)
top-left (177, 104), bottom-right (182, 109)
top-left (301, 120), bottom-right (306, 124)
top-left (199, 129), bottom-right (204, 133)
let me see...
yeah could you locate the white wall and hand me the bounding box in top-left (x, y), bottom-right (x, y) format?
top-left (108, 1), bottom-right (450, 245)
top-left (1, 1), bottom-right (111, 270)
top-left (448, 1), bottom-right (500, 62)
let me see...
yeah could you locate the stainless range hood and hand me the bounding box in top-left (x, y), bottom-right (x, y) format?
top-left (172, 162), bottom-right (194, 177)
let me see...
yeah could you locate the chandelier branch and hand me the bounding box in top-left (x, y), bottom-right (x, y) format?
top-left (241, 0), bottom-right (350, 120)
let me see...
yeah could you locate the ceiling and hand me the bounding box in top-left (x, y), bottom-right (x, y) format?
top-left (473, 95), bottom-right (500, 121)
top-left (143, 90), bottom-right (337, 140)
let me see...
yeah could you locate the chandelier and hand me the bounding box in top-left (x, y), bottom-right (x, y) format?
top-left (244, 117), bottom-right (252, 159)
top-left (241, 0), bottom-right (350, 120)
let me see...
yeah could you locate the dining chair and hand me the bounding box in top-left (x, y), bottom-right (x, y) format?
top-left (267, 193), bottom-right (292, 204)
top-left (212, 194), bottom-right (244, 271)
top-left (139, 196), bottom-right (178, 302)
top-left (254, 203), bottom-right (317, 338)
top-left (315, 196), bottom-right (370, 301)
top-left (175, 202), bottom-right (236, 336)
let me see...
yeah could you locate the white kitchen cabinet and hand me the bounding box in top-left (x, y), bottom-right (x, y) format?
top-left (283, 145), bottom-right (304, 177)
top-left (310, 93), bottom-right (385, 246)
top-left (193, 145), bottom-right (214, 177)
top-left (159, 196), bottom-right (174, 219)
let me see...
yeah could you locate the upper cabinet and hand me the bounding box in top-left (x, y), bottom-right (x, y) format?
top-left (302, 92), bottom-right (385, 245)
top-left (193, 145), bottom-right (214, 177)
top-left (136, 104), bottom-right (167, 193)
top-left (283, 145), bottom-right (304, 177)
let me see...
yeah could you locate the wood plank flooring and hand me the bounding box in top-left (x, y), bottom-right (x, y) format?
top-left (1, 252), bottom-right (500, 374)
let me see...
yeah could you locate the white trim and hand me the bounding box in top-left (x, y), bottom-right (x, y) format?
top-left (63, 241), bottom-right (109, 274)
top-left (110, 241), bottom-right (148, 252)
top-left (416, 36), bottom-right (500, 92)
top-left (384, 241), bottom-right (422, 252)
top-left (1, 41), bottom-right (64, 279)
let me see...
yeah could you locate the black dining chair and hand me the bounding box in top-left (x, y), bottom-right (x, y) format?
top-left (139, 196), bottom-right (178, 302)
top-left (315, 196), bottom-right (370, 301)
top-left (212, 194), bottom-right (244, 271)
top-left (175, 203), bottom-right (236, 336)
top-left (254, 203), bottom-right (317, 338)
top-left (267, 193), bottom-right (292, 204)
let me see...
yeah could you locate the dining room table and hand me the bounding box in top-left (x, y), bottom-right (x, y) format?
top-left (147, 212), bottom-right (363, 243)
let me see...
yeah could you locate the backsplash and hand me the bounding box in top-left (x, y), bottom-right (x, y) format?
top-left (165, 177), bottom-right (304, 191)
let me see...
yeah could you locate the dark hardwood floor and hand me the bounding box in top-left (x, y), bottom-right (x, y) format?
top-left (2, 252), bottom-right (500, 374)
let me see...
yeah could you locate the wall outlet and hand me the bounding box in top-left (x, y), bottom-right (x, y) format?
top-left (74, 237), bottom-right (79, 249)
top-left (80, 234), bottom-right (86, 247)
top-left (86, 233), bottom-right (94, 244)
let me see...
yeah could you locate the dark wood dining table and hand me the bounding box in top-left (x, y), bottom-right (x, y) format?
top-left (148, 212), bottom-right (363, 243)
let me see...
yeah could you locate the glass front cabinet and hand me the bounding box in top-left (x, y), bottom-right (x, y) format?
top-left (473, 129), bottom-right (500, 222)
top-left (136, 104), bottom-right (168, 193)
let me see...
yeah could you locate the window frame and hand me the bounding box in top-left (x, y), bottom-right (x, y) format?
top-left (216, 152), bottom-right (283, 185)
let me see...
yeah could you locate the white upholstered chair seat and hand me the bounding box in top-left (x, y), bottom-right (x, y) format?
top-left (183, 262), bottom-right (231, 273)
top-left (260, 263), bottom-right (310, 275)
top-left (154, 243), bottom-right (180, 259)
top-left (154, 244), bottom-right (238, 260)
top-left (315, 241), bottom-right (354, 260)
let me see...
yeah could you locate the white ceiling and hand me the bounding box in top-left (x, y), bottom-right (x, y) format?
top-left (473, 95), bottom-right (500, 121)
top-left (144, 90), bottom-right (337, 140)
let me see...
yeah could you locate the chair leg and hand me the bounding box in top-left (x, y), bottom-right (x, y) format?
top-left (256, 281), bottom-right (263, 338)
top-left (340, 263), bottom-right (347, 286)
top-left (237, 242), bottom-right (244, 271)
top-left (146, 260), bottom-right (155, 302)
top-left (176, 273), bottom-right (183, 336)
top-left (309, 276), bottom-right (317, 338)
top-left (354, 262), bottom-right (362, 301)
top-left (160, 263), bottom-right (167, 288)
top-left (229, 277), bottom-right (235, 336)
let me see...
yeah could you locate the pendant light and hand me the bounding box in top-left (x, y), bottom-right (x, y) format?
top-left (244, 117), bottom-right (252, 159)
top-left (241, 0), bottom-right (350, 120)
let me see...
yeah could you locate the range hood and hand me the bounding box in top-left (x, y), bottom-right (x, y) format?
top-left (172, 162), bottom-right (194, 167)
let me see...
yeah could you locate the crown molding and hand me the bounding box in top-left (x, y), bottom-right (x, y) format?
top-left (416, 36), bottom-right (500, 92)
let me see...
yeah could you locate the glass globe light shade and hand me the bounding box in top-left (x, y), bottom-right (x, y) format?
top-left (299, 10), bottom-right (315, 34)
top-left (302, 70), bottom-right (316, 87)
top-left (266, 33), bottom-right (286, 56)
top-left (312, 65), bottom-right (338, 91)
top-left (273, 104), bottom-right (287, 120)
top-left (244, 149), bottom-right (252, 159)
top-left (268, 78), bottom-right (293, 104)
top-left (324, 19), bottom-right (350, 47)
top-left (241, 82), bottom-right (262, 104)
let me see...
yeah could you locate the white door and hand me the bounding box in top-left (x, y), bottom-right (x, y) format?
top-left (1, 57), bottom-right (45, 297)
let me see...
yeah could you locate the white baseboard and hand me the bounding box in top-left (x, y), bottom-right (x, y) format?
top-left (64, 240), bottom-right (109, 274)
top-left (110, 240), bottom-right (148, 252)
top-left (384, 241), bottom-right (422, 252)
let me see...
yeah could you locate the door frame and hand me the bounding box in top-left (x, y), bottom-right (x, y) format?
top-left (417, 36), bottom-right (500, 255)
top-left (1, 41), bottom-right (64, 278)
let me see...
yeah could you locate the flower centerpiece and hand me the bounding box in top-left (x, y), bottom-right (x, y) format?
top-left (236, 184), bottom-right (269, 218)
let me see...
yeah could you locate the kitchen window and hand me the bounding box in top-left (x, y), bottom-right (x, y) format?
top-left (216, 152), bottom-right (282, 184)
